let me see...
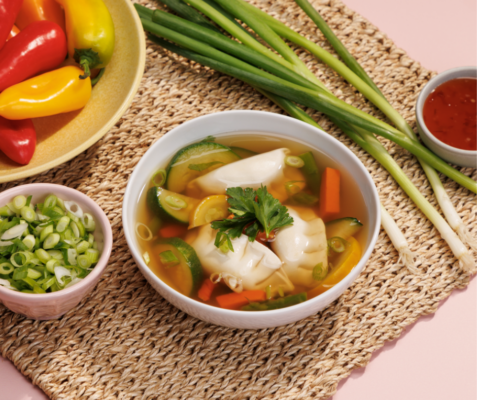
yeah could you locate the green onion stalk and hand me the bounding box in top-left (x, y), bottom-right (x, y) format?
top-left (139, 17), bottom-right (474, 191)
top-left (136, 5), bottom-right (475, 271)
top-left (234, 0), bottom-right (476, 251)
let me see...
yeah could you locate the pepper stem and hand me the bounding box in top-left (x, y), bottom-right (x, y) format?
top-left (91, 68), bottom-right (105, 85)
top-left (79, 58), bottom-right (91, 79)
top-left (74, 48), bottom-right (102, 80)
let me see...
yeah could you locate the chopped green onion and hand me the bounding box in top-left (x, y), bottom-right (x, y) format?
top-left (76, 220), bottom-right (86, 237)
top-left (85, 248), bottom-right (100, 264)
top-left (22, 234), bottom-right (36, 250)
top-left (82, 213), bottom-right (96, 232)
top-left (0, 263), bottom-right (14, 274)
top-left (76, 240), bottom-right (90, 254)
top-left (41, 277), bottom-right (57, 291)
top-left (285, 155), bottom-right (305, 168)
top-left (77, 254), bottom-right (91, 269)
top-left (312, 262), bottom-right (328, 281)
top-left (159, 250), bottom-right (180, 267)
top-left (165, 195), bottom-right (187, 209)
top-left (152, 169), bottom-right (167, 187)
top-left (20, 206), bottom-right (36, 222)
top-left (70, 221), bottom-right (80, 238)
top-left (44, 195), bottom-right (57, 209)
top-left (27, 268), bottom-right (42, 280)
top-left (56, 216), bottom-right (71, 233)
top-left (13, 195), bottom-right (27, 210)
top-left (47, 249), bottom-right (63, 260)
top-left (87, 233), bottom-right (95, 246)
top-left (35, 248), bottom-right (51, 263)
top-left (43, 233), bottom-right (60, 249)
top-left (40, 225), bottom-right (54, 242)
top-left (46, 259), bottom-right (60, 274)
top-left (56, 197), bottom-right (66, 211)
top-left (0, 206), bottom-right (14, 217)
top-left (10, 251), bottom-right (32, 267)
top-left (277, 286), bottom-right (285, 297)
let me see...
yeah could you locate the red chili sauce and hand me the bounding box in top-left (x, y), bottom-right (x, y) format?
top-left (423, 78), bottom-right (477, 151)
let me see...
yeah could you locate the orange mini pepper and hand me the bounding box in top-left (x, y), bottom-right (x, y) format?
top-left (0, 66), bottom-right (91, 120)
top-left (15, 0), bottom-right (66, 32)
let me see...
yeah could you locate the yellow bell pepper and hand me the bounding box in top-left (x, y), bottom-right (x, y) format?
top-left (0, 66), bottom-right (91, 120)
top-left (16, 0), bottom-right (66, 32)
top-left (308, 237), bottom-right (362, 298)
top-left (55, 0), bottom-right (115, 79)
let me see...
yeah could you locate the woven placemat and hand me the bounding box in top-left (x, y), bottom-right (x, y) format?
top-left (1, 0), bottom-right (475, 398)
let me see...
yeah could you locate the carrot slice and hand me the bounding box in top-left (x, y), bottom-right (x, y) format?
top-left (198, 279), bottom-right (215, 302)
top-left (319, 167), bottom-right (340, 222)
top-left (216, 290), bottom-right (267, 310)
top-left (160, 224), bottom-right (188, 238)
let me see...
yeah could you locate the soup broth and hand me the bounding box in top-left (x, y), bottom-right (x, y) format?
top-left (136, 132), bottom-right (368, 310)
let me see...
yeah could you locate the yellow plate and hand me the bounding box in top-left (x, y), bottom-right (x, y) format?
top-left (0, 0), bottom-right (146, 183)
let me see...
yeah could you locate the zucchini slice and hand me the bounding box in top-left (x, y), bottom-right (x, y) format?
top-left (147, 187), bottom-right (199, 224)
top-left (154, 237), bottom-right (203, 296)
top-left (166, 142), bottom-right (240, 193)
top-left (325, 217), bottom-right (363, 240)
top-left (229, 146), bottom-right (257, 159)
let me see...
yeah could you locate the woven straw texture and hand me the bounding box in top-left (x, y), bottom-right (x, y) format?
top-left (1, 0), bottom-right (475, 398)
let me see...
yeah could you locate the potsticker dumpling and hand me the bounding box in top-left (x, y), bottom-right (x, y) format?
top-left (187, 223), bottom-right (294, 295)
top-left (271, 207), bottom-right (328, 288)
top-left (186, 148), bottom-right (290, 199)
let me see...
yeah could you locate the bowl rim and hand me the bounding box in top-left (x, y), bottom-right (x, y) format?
top-left (416, 66), bottom-right (477, 156)
top-left (123, 110), bottom-right (381, 319)
top-left (0, 183), bottom-right (113, 299)
top-left (0, 0), bottom-right (147, 184)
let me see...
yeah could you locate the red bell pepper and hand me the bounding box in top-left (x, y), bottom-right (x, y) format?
top-left (0, 0), bottom-right (23, 50)
top-left (0, 117), bottom-right (36, 165)
top-left (8, 25), bottom-right (21, 40)
top-left (0, 20), bottom-right (67, 93)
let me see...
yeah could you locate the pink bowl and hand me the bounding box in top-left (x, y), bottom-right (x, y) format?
top-left (0, 183), bottom-right (113, 320)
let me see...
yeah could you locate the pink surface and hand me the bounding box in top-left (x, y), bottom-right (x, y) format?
top-left (0, 0), bottom-right (475, 398)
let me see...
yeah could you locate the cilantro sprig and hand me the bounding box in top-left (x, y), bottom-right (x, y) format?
top-left (211, 186), bottom-right (294, 252)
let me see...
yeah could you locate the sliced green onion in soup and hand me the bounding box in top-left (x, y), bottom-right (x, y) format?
top-left (151, 169), bottom-right (167, 187)
top-left (329, 237), bottom-right (348, 253)
top-left (285, 155), bottom-right (305, 168)
top-left (312, 262), bottom-right (328, 281)
top-left (136, 223), bottom-right (153, 241)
